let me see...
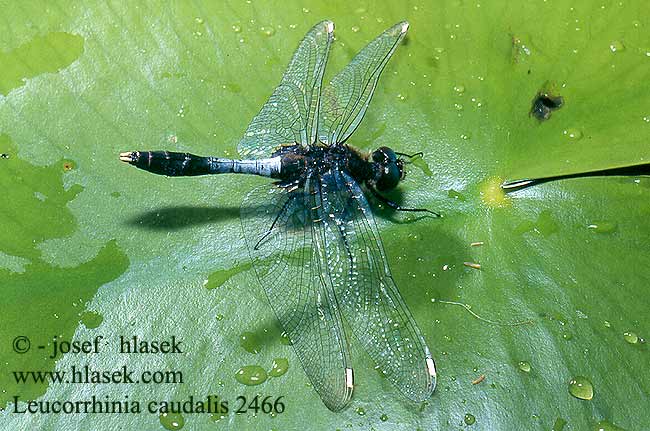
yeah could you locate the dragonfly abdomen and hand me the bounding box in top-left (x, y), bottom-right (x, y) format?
top-left (119, 151), bottom-right (282, 178)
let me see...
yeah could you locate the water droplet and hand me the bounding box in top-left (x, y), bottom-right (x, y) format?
top-left (604, 320), bottom-right (611, 328)
top-left (160, 412), bottom-right (185, 430)
top-left (448, 189), bottom-right (466, 201)
top-left (239, 332), bottom-right (262, 354)
top-left (235, 365), bottom-right (267, 385)
top-left (610, 40), bottom-right (625, 52)
top-left (380, 413), bottom-right (389, 421)
top-left (210, 413), bottom-right (227, 422)
top-left (568, 376), bottom-right (593, 400)
top-left (623, 331), bottom-right (639, 344)
top-left (80, 311), bottom-right (103, 329)
top-left (195, 17), bottom-right (204, 24)
top-left (351, 25), bottom-right (360, 33)
top-left (594, 420), bottom-right (626, 430)
top-left (279, 331), bottom-right (292, 345)
top-left (302, 7), bottom-right (310, 13)
top-left (269, 358), bottom-right (289, 377)
top-left (454, 84), bottom-right (465, 94)
top-left (562, 128), bottom-right (583, 140)
top-left (518, 361), bottom-right (531, 373)
top-left (562, 332), bottom-right (573, 341)
top-left (454, 103), bottom-right (463, 111)
top-left (260, 26), bottom-right (275, 37)
top-left (396, 93), bottom-right (407, 101)
top-left (643, 116), bottom-right (650, 123)
top-left (232, 24), bottom-right (242, 33)
top-left (355, 406), bottom-right (366, 416)
top-left (215, 313), bottom-right (224, 321)
top-left (553, 417), bottom-right (567, 431)
top-left (460, 133), bottom-right (471, 140)
top-left (464, 413), bottom-right (476, 425)
top-left (587, 221), bottom-right (617, 234)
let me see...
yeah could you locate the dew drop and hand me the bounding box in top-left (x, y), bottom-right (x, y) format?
top-left (235, 365), bottom-right (267, 385)
top-left (260, 26), bottom-right (275, 37)
top-left (279, 331), bottom-right (292, 345)
top-left (355, 406), bottom-right (366, 416)
top-left (464, 413), bottom-right (476, 425)
top-left (232, 24), bottom-right (242, 33)
top-left (518, 361), bottom-right (531, 373)
top-left (160, 412), bottom-right (185, 430)
top-left (380, 413), bottom-right (389, 421)
top-left (80, 311), bottom-right (103, 329)
top-left (609, 40), bottom-right (625, 52)
top-left (215, 313), bottom-right (224, 321)
top-left (269, 358), bottom-right (289, 377)
top-left (195, 17), bottom-right (204, 24)
top-left (623, 331), bottom-right (639, 344)
top-left (568, 376), bottom-right (593, 400)
top-left (210, 413), bottom-right (227, 422)
top-left (351, 25), bottom-right (360, 33)
top-left (396, 93), bottom-right (407, 101)
top-left (553, 417), bottom-right (567, 431)
top-left (460, 133), bottom-right (471, 140)
top-left (604, 320), bottom-right (611, 328)
top-left (587, 221), bottom-right (617, 234)
top-left (454, 84), bottom-right (465, 93)
top-left (454, 103), bottom-right (464, 111)
top-left (643, 116), bottom-right (650, 123)
top-left (302, 7), bottom-right (310, 13)
top-left (448, 189), bottom-right (466, 201)
top-left (594, 420), bottom-right (626, 430)
top-left (239, 332), bottom-right (262, 354)
top-left (562, 128), bottom-right (583, 140)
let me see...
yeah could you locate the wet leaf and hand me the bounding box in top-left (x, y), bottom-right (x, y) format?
top-left (1, 1), bottom-right (648, 430)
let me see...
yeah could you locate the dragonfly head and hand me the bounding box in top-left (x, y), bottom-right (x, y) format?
top-left (371, 146), bottom-right (404, 191)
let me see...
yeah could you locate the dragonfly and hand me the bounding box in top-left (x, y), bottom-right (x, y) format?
top-left (120, 20), bottom-right (437, 411)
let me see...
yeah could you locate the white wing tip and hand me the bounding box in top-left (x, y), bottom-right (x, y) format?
top-left (325, 21), bottom-right (334, 33)
top-left (401, 21), bottom-right (409, 33)
top-left (345, 367), bottom-right (354, 389)
top-left (426, 357), bottom-right (437, 378)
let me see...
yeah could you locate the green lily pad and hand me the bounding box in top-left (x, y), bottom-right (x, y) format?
top-left (1, 1), bottom-right (648, 430)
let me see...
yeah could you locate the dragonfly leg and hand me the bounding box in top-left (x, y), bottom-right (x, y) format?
top-left (369, 187), bottom-right (441, 217)
top-left (395, 151), bottom-right (424, 159)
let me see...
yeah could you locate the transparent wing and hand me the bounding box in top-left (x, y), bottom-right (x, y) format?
top-left (318, 21), bottom-right (409, 145)
top-left (238, 21), bottom-right (334, 159)
top-left (240, 177), bottom-right (353, 411)
top-left (315, 166), bottom-right (436, 402)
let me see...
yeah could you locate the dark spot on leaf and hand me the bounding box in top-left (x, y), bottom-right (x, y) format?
top-left (530, 91), bottom-right (563, 121)
top-left (0, 153), bottom-right (9, 159)
top-left (63, 161), bottom-right (74, 171)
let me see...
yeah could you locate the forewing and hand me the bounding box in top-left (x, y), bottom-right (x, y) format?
top-left (318, 21), bottom-right (409, 145)
top-left (240, 178), bottom-right (353, 411)
top-left (238, 21), bottom-right (334, 159)
top-left (316, 167), bottom-right (436, 402)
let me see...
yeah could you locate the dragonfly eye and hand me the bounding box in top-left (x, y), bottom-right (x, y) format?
top-left (372, 147), bottom-right (403, 191)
